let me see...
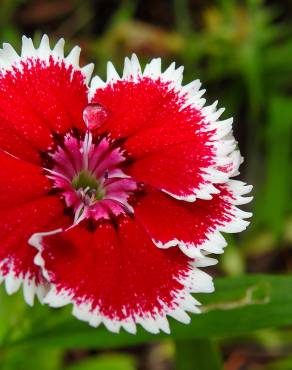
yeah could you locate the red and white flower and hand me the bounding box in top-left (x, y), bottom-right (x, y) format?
top-left (0, 35), bottom-right (252, 334)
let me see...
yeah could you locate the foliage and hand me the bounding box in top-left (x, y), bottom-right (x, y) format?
top-left (0, 0), bottom-right (291, 369)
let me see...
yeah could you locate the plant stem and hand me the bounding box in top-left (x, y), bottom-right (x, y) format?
top-left (173, 0), bottom-right (192, 36)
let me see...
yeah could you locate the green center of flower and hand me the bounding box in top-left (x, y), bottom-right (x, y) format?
top-left (72, 170), bottom-right (105, 200)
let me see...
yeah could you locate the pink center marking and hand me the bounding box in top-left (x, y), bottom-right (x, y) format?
top-left (46, 105), bottom-right (137, 223)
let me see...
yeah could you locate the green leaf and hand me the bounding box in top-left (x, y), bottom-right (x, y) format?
top-left (267, 356), bottom-right (292, 370)
top-left (0, 347), bottom-right (62, 370)
top-left (2, 275), bottom-right (292, 350)
top-left (175, 339), bottom-right (223, 370)
top-left (66, 354), bottom-right (136, 370)
top-left (255, 96), bottom-right (292, 236)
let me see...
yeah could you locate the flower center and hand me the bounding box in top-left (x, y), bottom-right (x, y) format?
top-left (46, 105), bottom-right (137, 224)
top-left (72, 170), bottom-right (105, 200)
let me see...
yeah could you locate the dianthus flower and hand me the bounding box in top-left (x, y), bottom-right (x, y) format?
top-left (0, 35), bottom-right (252, 334)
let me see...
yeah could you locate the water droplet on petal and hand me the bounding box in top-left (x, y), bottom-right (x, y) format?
top-left (83, 103), bottom-right (109, 130)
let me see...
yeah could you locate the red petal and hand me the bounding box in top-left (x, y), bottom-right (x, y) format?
top-left (126, 141), bottom-right (214, 201)
top-left (93, 78), bottom-right (204, 140)
top-left (0, 150), bottom-right (51, 208)
top-left (135, 183), bottom-right (252, 257)
top-left (0, 126), bottom-right (41, 164)
top-left (92, 78), bottom-right (229, 200)
top-left (0, 196), bottom-right (67, 304)
top-left (0, 58), bottom-right (88, 159)
top-left (34, 217), bottom-right (214, 333)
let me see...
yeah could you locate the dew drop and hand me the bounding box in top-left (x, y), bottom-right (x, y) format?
top-left (83, 103), bottom-right (109, 130)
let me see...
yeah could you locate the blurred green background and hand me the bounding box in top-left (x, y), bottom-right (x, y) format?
top-left (0, 0), bottom-right (291, 369)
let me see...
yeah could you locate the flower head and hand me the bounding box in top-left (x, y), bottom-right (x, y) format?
top-left (0, 35), bottom-right (252, 334)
